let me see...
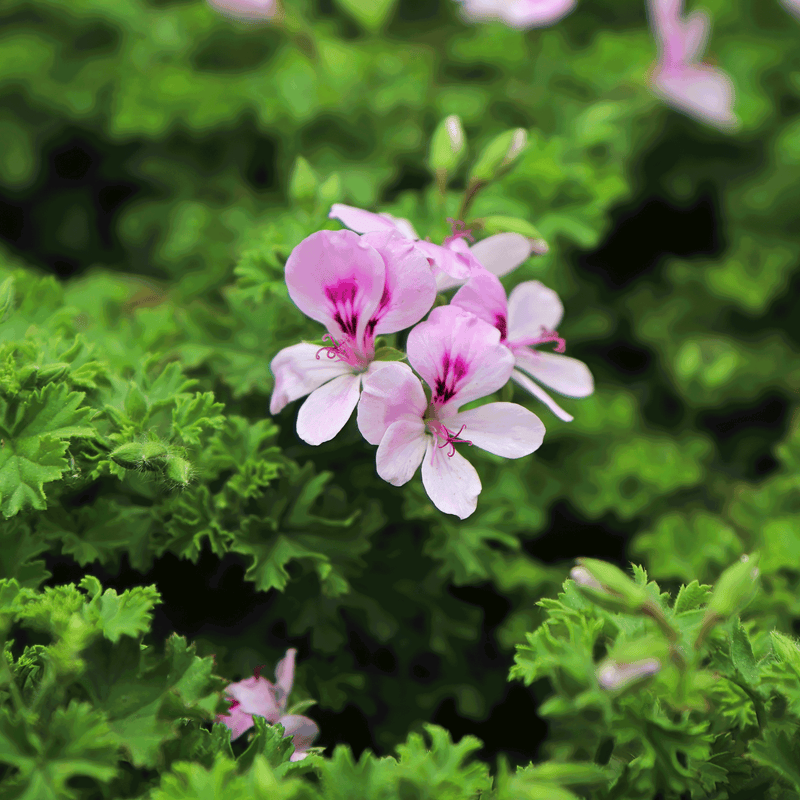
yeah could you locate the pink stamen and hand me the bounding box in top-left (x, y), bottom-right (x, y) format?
top-left (428, 421), bottom-right (473, 460)
top-left (253, 664), bottom-right (265, 679)
top-left (315, 333), bottom-right (359, 364)
top-left (524, 326), bottom-right (566, 353)
top-left (443, 218), bottom-right (475, 247)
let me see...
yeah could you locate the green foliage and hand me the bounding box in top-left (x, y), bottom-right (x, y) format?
top-left (509, 559), bottom-right (800, 798)
top-left (0, 0), bottom-right (799, 796)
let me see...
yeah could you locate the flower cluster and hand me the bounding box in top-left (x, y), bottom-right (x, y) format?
top-left (269, 205), bottom-right (594, 518)
top-left (217, 648), bottom-right (319, 760)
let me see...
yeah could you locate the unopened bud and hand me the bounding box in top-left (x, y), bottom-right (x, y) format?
top-left (574, 558), bottom-right (648, 610)
top-left (696, 554), bottom-right (760, 649)
top-left (770, 631), bottom-right (800, 669)
top-left (288, 156), bottom-right (318, 206)
top-left (504, 128), bottom-right (527, 166)
top-left (570, 566), bottom-right (602, 590)
top-left (109, 441), bottom-right (169, 471)
top-left (597, 658), bottom-right (660, 691)
top-left (468, 128), bottom-right (529, 184)
top-left (429, 115), bottom-right (467, 176)
top-left (166, 456), bottom-right (193, 487)
top-left (124, 383), bottom-right (148, 424)
top-left (706, 554), bottom-right (760, 621)
top-left (38, 363), bottom-right (70, 385)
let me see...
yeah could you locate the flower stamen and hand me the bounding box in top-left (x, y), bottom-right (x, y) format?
top-left (443, 218), bottom-right (475, 246)
top-left (521, 326), bottom-right (566, 353)
top-left (315, 333), bottom-right (354, 362)
top-left (426, 420), bottom-right (473, 460)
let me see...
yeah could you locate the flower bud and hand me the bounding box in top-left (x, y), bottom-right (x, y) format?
top-left (288, 156), bottom-right (318, 206)
top-left (318, 173), bottom-right (342, 205)
top-left (574, 558), bottom-right (648, 611)
top-left (705, 553), bottom-right (760, 622)
top-left (468, 128), bottom-right (528, 183)
top-left (109, 441), bottom-right (169, 470)
top-left (124, 383), bottom-right (148, 423)
top-left (37, 363), bottom-right (70, 385)
top-left (695, 554), bottom-right (760, 649)
top-left (770, 631), bottom-right (800, 670)
top-left (570, 566), bottom-right (602, 590)
top-left (597, 657), bottom-right (661, 691)
top-left (165, 456), bottom-right (193, 487)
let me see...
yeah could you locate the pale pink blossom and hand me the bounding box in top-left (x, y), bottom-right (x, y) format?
top-left (357, 306), bottom-right (545, 519)
top-left (782, 0), bottom-right (800, 19)
top-left (270, 229), bottom-right (436, 445)
top-left (647, 0), bottom-right (738, 130)
top-left (458, 0), bottom-right (576, 28)
top-left (208, 0), bottom-right (278, 21)
top-left (328, 203), bottom-right (532, 292)
top-left (217, 649), bottom-right (319, 761)
top-left (451, 270), bottom-right (593, 422)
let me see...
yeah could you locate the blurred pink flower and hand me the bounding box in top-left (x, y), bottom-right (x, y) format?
top-left (451, 270), bottom-right (593, 422)
top-left (782, 0), bottom-right (800, 19)
top-left (270, 229), bottom-right (436, 445)
top-left (208, 0), bottom-right (278, 21)
top-left (357, 306), bottom-right (545, 519)
top-left (457, 0), bottom-right (577, 28)
top-left (329, 204), bottom-right (532, 291)
top-left (647, 0), bottom-right (738, 130)
top-left (217, 649), bottom-right (319, 761)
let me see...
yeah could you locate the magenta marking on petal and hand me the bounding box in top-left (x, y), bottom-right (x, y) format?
top-left (365, 285), bottom-right (392, 338)
top-left (325, 280), bottom-right (359, 337)
top-left (495, 314), bottom-right (508, 341)
top-left (228, 698), bottom-right (241, 710)
top-left (443, 218), bottom-right (475, 247)
top-left (433, 351), bottom-right (470, 405)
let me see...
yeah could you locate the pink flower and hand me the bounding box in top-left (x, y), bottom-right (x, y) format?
top-left (217, 649), bottom-right (319, 761)
top-left (782, 0), bottom-right (800, 19)
top-left (457, 0), bottom-right (577, 28)
top-left (451, 270), bottom-right (593, 422)
top-left (647, 0), bottom-right (738, 130)
top-left (357, 306), bottom-right (545, 519)
top-left (270, 229), bottom-right (436, 445)
top-left (328, 203), bottom-right (532, 292)
top-left (208, 0), bottom-right (278, 21)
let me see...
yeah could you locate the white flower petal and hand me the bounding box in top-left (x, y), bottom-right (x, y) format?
top-left (420, 439), bottom-right (481, 519)
top-left (296, 372), bottom-right (361, 445)
top-left (510, 369), bottom-right (574, 422)
top-left (506, 280), bottom-right (564, 344)
top-left (375, 419), bottom-right (428, 486)
top-left (357, 362), bottom-right (427, 445)
top-left (447, 402), bottom-right (545, 458)
top-left (469, 233), bottom-right (531, 279)
top-left (269, 343), bottom-right (354, 415)
top-left (514, 348), bottom-right (594, 398)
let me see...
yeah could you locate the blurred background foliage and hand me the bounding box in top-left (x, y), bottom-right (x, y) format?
top-left (1, 0), bottom-right (799, 769)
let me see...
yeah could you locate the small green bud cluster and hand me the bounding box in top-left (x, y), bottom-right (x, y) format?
top-left (109, 438), bottom-right (194, 488)
top-left (288, 156), bottom-right (342, 211)
top-left (426, 116), bottom-right (548, 252)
